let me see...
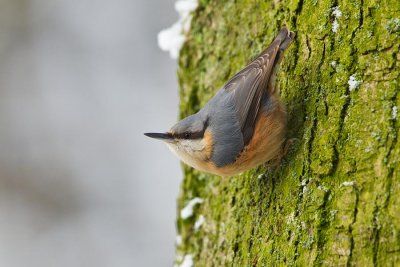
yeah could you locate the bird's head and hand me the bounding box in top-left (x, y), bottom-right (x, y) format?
top-left (145, 114), bottom-right (212, 167)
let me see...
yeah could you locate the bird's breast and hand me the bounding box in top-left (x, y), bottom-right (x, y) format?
top-left (205, 95), bottom-right (286, 176)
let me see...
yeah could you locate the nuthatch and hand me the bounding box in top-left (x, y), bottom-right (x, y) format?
top-left (145, 27), bottom-right (295, 176)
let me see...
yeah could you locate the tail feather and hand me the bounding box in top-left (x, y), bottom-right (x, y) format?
top-left (256, 27), bottom-right (295, 60)
top-left (267, 27), bottom-right (295, 94)
top-left (279, 29), bottom-right (295, 51)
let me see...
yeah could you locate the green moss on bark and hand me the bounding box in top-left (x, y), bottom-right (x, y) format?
top-left (175, 0), bottom-right (400, 266)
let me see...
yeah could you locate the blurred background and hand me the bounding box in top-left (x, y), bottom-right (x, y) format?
top-left (0, 0), bottom-right (182, 266)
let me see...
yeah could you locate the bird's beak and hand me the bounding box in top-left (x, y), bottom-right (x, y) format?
top-left (144, 132), bottom-right (174, 142)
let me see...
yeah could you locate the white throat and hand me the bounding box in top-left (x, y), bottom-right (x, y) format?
top-left (166, 138), bottom-right (207, 169)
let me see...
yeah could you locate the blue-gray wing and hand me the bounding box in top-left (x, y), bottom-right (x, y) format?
top-left (223, 28), bottom-right (294, 145)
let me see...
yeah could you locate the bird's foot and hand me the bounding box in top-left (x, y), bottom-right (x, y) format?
top-left (264, 138), bottom-right (298, 171)
top-left (282, 138), bottom-right (298, 156)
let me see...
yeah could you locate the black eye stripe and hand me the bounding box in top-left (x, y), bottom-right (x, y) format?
top-left (175, 131), bottom-right (203, 139)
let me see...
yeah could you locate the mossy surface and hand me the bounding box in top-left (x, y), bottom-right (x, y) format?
top-left (175, 0), bottom-right (400, 266)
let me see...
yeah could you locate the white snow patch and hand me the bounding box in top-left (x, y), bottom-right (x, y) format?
top-left (176, 235), bottom-right (183, 246)
top-left (181, 197), bottom-right (203, 219)
top-left (179, 254), bottom-right (193, 267)
top-left (302, 186), bottom-right (308, 194)
top-left (175, 0), bottom-right (198, 22)
top-left (340, 181), bottom-right (355, 187)
top-left (318, 185), bottom-right (329, 192)
top-left (157, 0), bottom-right (198, 59)
top-left (385, 18), bottom-right (400, 33)
top-left (332, 6), bottom-right (342, 18)
top-left (332, 20), bottom-right (340, 33)
top-left (158, 23), bottom-right (186, 59)
top-left (392, 106), bottom-right (398, 119)
top-left (331, 6), bottom-right (342, 33)
top-left (300, 179), bottom-right (308, 194)
top-left (330, 209), bottom-right (338, 220)
top-left (348, 74), bottom-right (362, 91)
top-left (287, 212), bottom-right (295, 225)
top-left (194, 215), bottom-right (205, 231)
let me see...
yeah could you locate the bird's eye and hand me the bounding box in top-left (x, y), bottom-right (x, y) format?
top-left (184, 132), bottom-right (191, 139)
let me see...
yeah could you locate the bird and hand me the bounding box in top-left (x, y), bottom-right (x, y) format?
top-left (145, 27), bottom-right (295, 176)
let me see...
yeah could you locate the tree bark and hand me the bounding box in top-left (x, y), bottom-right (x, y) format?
top-left (175, 0), bottom-right (400, 266)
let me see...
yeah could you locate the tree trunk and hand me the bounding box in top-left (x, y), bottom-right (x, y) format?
top-left (175, 0), bottom-right (400, 266)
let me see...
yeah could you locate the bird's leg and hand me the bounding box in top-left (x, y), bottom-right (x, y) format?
top-left (264, 138), bottom-right (298, 170)
top-left (282, 138), bottom-right (298, 156)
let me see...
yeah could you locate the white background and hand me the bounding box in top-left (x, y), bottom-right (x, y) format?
top-left (0, 0), bottom-right (182, 266)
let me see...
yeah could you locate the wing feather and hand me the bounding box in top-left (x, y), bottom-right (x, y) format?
top-left (223, 42), bottom-right (280, 145)
top-left (222, 28), bottom-right (294, 146)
